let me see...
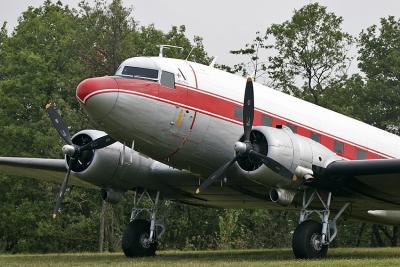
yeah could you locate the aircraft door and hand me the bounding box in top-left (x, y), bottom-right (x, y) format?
top-left (169, 107), bottom-right (196, 138)
top-left (158, 70), bottom-right (191, 156)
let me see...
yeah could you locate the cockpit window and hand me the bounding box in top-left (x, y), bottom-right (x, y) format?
top-left (120, 66), bottom-right (159, 81)
top-left (161, 71), bottom-right (175, 89)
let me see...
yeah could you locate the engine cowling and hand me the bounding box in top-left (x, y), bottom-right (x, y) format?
top-left (66, 130), bottom-right (123, 186)
top-left (67, 129), bottom-right (159, 190)
top-left (235, 126), bottom-right (342, 188)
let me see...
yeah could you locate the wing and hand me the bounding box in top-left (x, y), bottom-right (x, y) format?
top-left (0, 157), bottom-right (96, 188)
top-left (312, 159), bottom-right (400, 206)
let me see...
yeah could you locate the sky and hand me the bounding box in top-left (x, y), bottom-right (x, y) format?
top-left (1, 0), bottom-right (400, 68)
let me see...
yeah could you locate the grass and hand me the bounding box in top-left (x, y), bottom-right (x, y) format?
top-left (1, 247), bottom-right (400, 267)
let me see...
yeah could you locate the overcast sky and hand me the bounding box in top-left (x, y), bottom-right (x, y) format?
top-left (2, 0), bottom-right (400, 67)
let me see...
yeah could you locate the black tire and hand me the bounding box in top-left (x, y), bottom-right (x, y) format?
top-left (122, 219), bottom-right (157, 257)
top-left (292, 220), bottom-right (328, 259)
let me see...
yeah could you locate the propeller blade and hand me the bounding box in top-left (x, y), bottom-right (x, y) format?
top-left (248, 150), bottom-right (293, 178)
top-left (243, 77), bottom-right (254, 142)
top-left (46, 106), bottom-right (72, 145)
top-left (79, 135), bottom-right (116, 151)
top-left (52, 158), bottom-right (76, 219)
top-left (196, 156), bottom-right (239, 194)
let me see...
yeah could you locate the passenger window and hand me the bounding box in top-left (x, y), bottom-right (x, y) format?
top-left (287, 124), bottom-right (297, 133)
top-left (357, 149), bottom-right (367, 160)
top-left (161, 71), bottom-right (175, 89)
top-left (261, 115), bottom-right (272, 126)
top-left (310, 132), bottom-right (320, 143)
top-left (334, 140), bottom-right (344, 154)
top-left (234, 106), bottom-right (243, 121)
top-left (121, 66), bottom-right (159, 80)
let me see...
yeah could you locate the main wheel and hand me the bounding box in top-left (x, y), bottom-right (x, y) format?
top-left (122, 219), bottom-right (157, 257)
top-left (292, 220), bottom-right (328, 259)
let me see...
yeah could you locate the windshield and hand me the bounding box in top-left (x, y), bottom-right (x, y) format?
top-left (117, 66), bottom-right (159, 81)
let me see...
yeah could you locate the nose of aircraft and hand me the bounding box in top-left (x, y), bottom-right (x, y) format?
top-left (76, 76), bottom-right (119, 121)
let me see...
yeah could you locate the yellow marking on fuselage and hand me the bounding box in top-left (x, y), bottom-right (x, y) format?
top-left (176, 109), bottom-right (184, 128)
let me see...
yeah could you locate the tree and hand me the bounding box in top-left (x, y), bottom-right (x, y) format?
top-left (229, 31), bottom-right (270, 83)
top-left (0, 1), bottom-right (102, 252)
top-left (76, 0), bottom-right (140, 76)
top-left (0, 22), bottom-right (7, 80)
top-left (357, 16), bottom-right (400, 131)
top-left (267, 3), bottom-right (353, 105)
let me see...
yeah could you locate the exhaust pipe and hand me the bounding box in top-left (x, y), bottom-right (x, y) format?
top-left (269, 188), bottom-right (296, 206)
top-left (100, 188), bottom-right (125, 204)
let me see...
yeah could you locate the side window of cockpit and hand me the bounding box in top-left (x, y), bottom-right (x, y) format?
top-left (161, 71), bottom-right (175, 89)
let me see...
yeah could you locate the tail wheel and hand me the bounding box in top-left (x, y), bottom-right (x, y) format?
top-left (122, 219), bottom-right (157, 257)
top-left (292, 220), bottom-right (328, 259)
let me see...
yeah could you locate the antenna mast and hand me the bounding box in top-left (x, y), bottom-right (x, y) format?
top-left (158, 45), bottom-right (183, 58)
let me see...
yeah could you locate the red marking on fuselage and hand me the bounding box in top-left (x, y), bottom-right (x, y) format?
top-left (190, 111), bottom-right (197, 130)
top-left (187, 63), bottom-right (198, 89)
top-left (76, 77), bottom-right (119, 103)
top-left (83, 79), bottom-right (393, 160)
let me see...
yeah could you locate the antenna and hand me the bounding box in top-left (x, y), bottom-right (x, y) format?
top-left (185, 47), bottom-right (195, 61)
top-left (158, 45), bottom-right (183, 58)
top-left (209, 57), bottom-right (217, 67)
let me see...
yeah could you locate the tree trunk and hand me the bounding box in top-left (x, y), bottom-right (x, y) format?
top-left (372, 224), bottom-right (384, 247)
top-left (99, 200), bottom-right (106, 252)
top-left (356, 223), bottom-right (366, 247)
top-left (109, 206), bottom-right (115, 252)
top-left (392, 225), bottom-right (400, 246)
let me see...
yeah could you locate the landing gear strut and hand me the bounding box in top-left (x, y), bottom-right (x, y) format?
top-left (122, 189), bottom-right (166, 257)
top-left (292, 190), bottom-right (350, 259)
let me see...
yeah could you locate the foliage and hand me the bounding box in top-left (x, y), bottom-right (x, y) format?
top-left (356, 16), bottom-right (400, 131)
top-left (267, 3), bottom-right (353, 105)
top-left (229, 31), bottom-right (270, 83)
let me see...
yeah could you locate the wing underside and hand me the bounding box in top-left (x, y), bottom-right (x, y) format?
top-left (312, 159), bottom-right (400, 208)
top-left (0, 157), bottom-right (96, 188)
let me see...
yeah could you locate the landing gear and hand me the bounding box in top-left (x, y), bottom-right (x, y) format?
top-left (122, 219), bottom-right (157, 257)
top-left (292, 190), bottom-right (350, 259)
top-left (122, 190), bottom-right (165, 257)
top-left (292, 220), bottom-right (328, 258)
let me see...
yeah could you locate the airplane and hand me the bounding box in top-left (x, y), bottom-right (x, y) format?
top-left (2, 47), bottom-right (400, 259)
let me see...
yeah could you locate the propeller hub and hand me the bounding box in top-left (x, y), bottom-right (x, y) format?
top-left (234, 141), bottom-right (248, 155)
top-left (62, 144), bottom-right (76, 157)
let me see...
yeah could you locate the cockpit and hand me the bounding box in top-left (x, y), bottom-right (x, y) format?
top-left (115, 57), bottom-right (176, 89)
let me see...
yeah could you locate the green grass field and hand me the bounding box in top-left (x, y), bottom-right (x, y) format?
top-left (1, 247), bottom-right (400, 267)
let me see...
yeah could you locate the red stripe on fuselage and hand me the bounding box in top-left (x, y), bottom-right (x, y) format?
top-left (86, 79), bottom-right (393, 160)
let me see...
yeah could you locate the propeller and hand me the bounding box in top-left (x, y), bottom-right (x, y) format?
top-left (195, 77), bottom-right (291, 194)
top-left (45, 104), bottom-right (116, 218)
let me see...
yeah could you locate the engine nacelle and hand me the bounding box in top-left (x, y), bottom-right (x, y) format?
top-left (67, 129), bottom-right (161, 190)
top-left (100, 188), bottom-right (125, 204)
top-left (235, 126), bottom-right (342, 188)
